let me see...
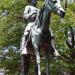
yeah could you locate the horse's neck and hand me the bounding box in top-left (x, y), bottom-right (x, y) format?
top-left (39, 7), bottom-right (51, 32)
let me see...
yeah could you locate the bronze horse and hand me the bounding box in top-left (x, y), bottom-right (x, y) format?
top-left (21, 0), bottom-right (65, 75)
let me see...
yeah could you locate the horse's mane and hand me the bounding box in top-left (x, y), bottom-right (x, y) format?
top-left (37, 3), bottom-right (51, 29)
top-left (36, 5), bottom-right (45, 27)
top-left (39, 5), bottom-right (45, 22)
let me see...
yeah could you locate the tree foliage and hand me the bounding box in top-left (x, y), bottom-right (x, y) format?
top-left (0, 0), bottom-right (75, 74)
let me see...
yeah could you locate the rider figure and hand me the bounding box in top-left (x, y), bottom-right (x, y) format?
top-left (20, 0), bottom-right (39, 54)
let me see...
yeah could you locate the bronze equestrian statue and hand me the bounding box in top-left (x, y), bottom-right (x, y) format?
top-left (20, 0), bottom-right (65, 75)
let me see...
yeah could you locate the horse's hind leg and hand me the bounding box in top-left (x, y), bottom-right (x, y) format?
top-left (21, 54), bottom-right (30, 75)
top-left (45, 49), bottom-right (50, 75)
top-left (34, 46), bottom-right (41, 75)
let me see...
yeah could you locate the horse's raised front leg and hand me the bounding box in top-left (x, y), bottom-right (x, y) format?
top-left (49, 28), bottom-right (60, 57)
top-left (34, 44), bottom-right (41, 75)
top-left (51, 39), bottom-right (60, 57)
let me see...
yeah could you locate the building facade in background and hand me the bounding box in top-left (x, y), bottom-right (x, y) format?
top-left (60, 0), bottom-right (75, 3)
top-left (0, 69), bottom-right (5, 75)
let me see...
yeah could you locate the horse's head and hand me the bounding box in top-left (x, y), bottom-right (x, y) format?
top-left (45, 0), bottom-right (65, 18)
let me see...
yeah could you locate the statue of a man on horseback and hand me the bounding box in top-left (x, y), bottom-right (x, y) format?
top-left (20, 0), bottom-right (60, 56)
top-left (20, 0), bottom-right (65, 75)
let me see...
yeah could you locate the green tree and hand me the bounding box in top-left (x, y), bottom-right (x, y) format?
top-left (0, 0), bottom-right (75, 74)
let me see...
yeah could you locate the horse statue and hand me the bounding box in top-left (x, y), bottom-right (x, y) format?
top-left (21, 0), bottom-right (65, 75)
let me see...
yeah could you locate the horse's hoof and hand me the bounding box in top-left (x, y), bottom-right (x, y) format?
top-left (54, 52), bottom-right (60, 57)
